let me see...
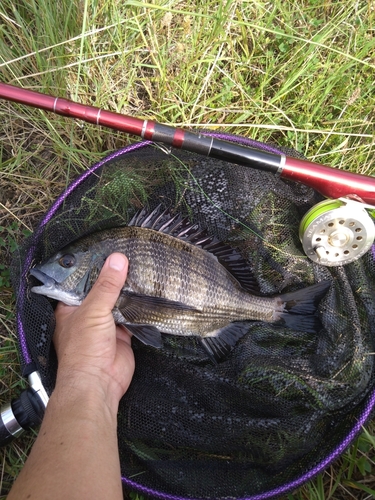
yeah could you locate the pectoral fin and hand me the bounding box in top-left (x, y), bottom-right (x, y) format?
top-left (117, 291), bottom-right (200, 323)
top-left (200, 322), bottom-right (250, 364)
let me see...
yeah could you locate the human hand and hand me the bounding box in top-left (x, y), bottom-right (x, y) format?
top-left (8, 254), bottom-right (134, 500)
top-left (53, 253), bottom-right (135, 414)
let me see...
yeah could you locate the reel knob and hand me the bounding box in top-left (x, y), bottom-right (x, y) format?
top-left (299, 199), bottom-right (375, 266)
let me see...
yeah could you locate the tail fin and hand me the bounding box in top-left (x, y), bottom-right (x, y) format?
top-left (275, 280), bottom-right (331, 333)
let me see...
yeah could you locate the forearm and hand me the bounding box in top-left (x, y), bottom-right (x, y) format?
top-left (8, 382), bottom-right (123, 500)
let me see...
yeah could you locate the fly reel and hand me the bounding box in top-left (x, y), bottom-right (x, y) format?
top-left (299, 198), bottom-right (375, 266)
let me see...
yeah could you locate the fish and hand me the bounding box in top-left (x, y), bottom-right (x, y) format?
top-left (30, 206), bottom-right (330, 363)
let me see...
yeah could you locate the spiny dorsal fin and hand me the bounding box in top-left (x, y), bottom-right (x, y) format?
top-left (128, 205), bottom-right (260, 294)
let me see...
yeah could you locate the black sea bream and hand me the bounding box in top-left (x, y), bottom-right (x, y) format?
top-left (30, 207), bottom-right (330, 362)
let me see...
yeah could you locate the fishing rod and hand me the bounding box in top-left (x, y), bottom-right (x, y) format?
top-left (0, 81), bottom-right (375, 268)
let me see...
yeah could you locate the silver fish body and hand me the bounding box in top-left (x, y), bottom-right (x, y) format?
top-left (30, 212), bottom-right (330, 362)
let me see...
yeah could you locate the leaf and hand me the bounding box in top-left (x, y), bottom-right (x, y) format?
top-left (344, 480), bottom-right (375, 496)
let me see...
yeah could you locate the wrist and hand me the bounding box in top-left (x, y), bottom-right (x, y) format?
top-left (54, 369), bottom-right (121, 420)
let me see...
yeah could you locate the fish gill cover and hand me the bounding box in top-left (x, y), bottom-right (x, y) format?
top-left (12, 138), bottom-right (375, 499)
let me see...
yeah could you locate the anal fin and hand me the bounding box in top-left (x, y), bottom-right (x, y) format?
top-left (200, 322), bottom-right (250, 364)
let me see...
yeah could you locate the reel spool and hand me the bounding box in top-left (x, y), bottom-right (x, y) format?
top-left (299, 198), bottom-right (375, 266)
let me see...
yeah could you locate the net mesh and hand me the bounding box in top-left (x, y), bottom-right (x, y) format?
top-left (11, 137), bottom-right (375, 499)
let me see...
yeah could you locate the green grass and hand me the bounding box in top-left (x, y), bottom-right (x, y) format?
top-left (0, 0), bottom-right (375, 498)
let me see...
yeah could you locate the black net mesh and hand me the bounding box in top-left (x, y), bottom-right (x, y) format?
top-left (11, 139), bottom-right (375, 499)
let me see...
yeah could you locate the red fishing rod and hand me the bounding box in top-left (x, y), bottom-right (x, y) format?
top-left (1, 82), bottom-right (374, 266)
top-left (1, 82), bottom-right (374, 203)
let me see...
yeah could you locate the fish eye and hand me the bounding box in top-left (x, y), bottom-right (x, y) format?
top-left (58, 254), bottom-right (76, 268)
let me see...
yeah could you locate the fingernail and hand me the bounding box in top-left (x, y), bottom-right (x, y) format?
top-left (107, 253), bottom-right (127, 271)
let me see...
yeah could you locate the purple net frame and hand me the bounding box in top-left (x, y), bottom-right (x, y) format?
top-left (16, 134), bottom-right (375, 500)
top-left (17, 140), bottom-right (151, 364)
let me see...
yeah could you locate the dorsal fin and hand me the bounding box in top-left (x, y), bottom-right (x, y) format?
top-left (128, 205), bottom-right (260, 294)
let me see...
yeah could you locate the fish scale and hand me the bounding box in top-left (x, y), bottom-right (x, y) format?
top-left (115, 228), bottom-right (241, 311)
top-left (30, 212), bottom-right (331, 363)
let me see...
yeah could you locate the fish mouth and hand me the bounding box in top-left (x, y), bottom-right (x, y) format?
top-left (30, 268), bottom-right (82, 306)
top-left (30, 268), bottom-right (57, 291)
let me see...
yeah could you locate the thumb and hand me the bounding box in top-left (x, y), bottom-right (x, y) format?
top-left (84, 253), bottom-right (128, 312)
